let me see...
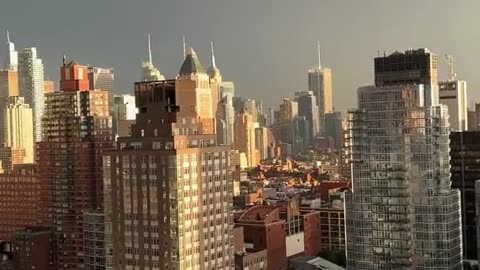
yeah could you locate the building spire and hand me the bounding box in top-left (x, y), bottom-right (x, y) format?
top-left (317, 42), bottom-right (322, 69)
top-left (6, 29), bottom-right (10, 43)
top-left (147, 33), bottom-right (153, 64)
top-left (182, 35), bottom-right (186, 59)
top-left (210, 41), bottom-right (217, 69)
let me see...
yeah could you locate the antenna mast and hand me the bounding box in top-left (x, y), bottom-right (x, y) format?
top-left (445, 54), bottom-right (456, 81)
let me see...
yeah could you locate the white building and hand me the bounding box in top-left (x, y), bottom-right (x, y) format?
top-left (113, 94), bottom-right (136, 121)
top-left (345, 84), bottom-right (463, 269)
top-left (219, 81), bottom-right (235, 145)
top-left (439, 80), bottom-right (468, 131)
top-left (18, 47), bottom-right (45, 142)
top-left (4, 31), bottom-right (18, 71)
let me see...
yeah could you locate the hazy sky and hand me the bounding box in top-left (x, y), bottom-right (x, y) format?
top-left (1, 0), bottom-right (479, 111)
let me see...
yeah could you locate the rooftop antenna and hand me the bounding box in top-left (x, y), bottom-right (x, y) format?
top-left (147, 33), bottom-right (153, 64)
top-left (210, 41), bottom-right (217, 68)
top-left (317, 42), bottom-right (322, 69)
top-left (445, 54), bottom-right (456, 81)
top-left (182, 35), bottom-right (186, 59)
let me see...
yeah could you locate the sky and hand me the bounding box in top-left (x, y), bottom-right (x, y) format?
top-left (1, 0), bottom-right (479, 111)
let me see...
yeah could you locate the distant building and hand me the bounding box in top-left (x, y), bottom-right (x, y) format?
top-left (43, 80), bottom-right (54, 94)
top-left (18, 48), bottom-right (45, 142)
top-left (218, 81), bottom-right (235, 145)
top-left (88, 66), bottom-right (115, 119)
top-left (308, 46), bottom-right (332, 136)
top-left (234, 110), bottom-right (258, 167)
top-left (255, 127), bottom-right (275, 160)
top-left (292, 116), bottom-right (310, 154)
top-left (140, 34), bottom-right (165, 81)
top-left (13, 227), bottom-right (52, 270)
top-left (113, 94), bottom-right (136, 138)
top-left (0, 70), bottom-right (19, 144)
top-left (3, 31), bottom-right (18, 71)
top-left (439, 80), bottom-right (468, 131)
top-left (274, 98), bottom-right (298, 144)
top-left (295, 91), bottom-right (319, 145)
top-left (4, 96), bottom-right (35, 164)
top-left (325, 112), bottom-right (343, 150)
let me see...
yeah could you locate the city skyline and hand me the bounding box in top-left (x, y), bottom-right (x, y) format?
top-left (1, 0), bottom-right (479, 111)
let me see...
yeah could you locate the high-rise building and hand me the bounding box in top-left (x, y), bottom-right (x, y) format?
top-left (3, 31), bottom-right (18, 71)
top-left (374, 48), bottom-right (439, 107)
top-left (292, 116), bottom-right (310, 154)
top-left (18, 47), bottom-right (45, 142)
top-left (88, 67), bottom-right (114, 93)
top-left (4, 96), bottom-right (34, 164)
top-left (295, 91), bottom-right (319, 146)
top-left (308, 45), bottom-right (333, 136)
top-left (255, 127), bottom-right (275, 160)
top-left (439, 80), bottom-right (468, 131)
top-left (325, 112), bottom-right (343, 150)
top-left (217, 81), bottom-right (235, 145)
top-left (38, 61), bottom-right (113, 269)
top-left (141, 34), bottom-right (165, 82)
top-left (43, 80), bottom-right (54, 94)
top-left (105, 49), bottom-right (234, 269)
top-left (450, 131), bottom-right (480, 259)
top-left (244, 99), bottom-right (259, 123)
top-left (345, 82), bottom-right (462, 269)
top-left (113, 94), bottom-right (136, 138)
top-left (273, 98), bottom-right (298, 144)
top-left (234, 110), bottom-right (258, 167)
top-left (60, 60), bottom-right (89, 92)
top-left (88, 66), bottom-right (115, 121)
top-left (0, 70), bottom-right (19, 144)
top-left (207, 42), bottom-right (222, 121)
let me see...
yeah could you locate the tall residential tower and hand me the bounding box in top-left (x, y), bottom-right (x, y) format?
top-left (105, 49), bottom-right (234, 269)
top-left (345, 49), bottom-right (462, 269)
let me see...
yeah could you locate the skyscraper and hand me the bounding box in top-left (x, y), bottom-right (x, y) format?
top-left (4, 96), bottom-right (34, 164)
top-left (207, 42), bottom-right (222, 119)
top-left (273, 98), bottom-right (298, 144)
top-left (308, 44), bottom-right (332, 135)
top-left (439, 80), bottom-right (468, 131)
top-left (88, 66), bottom-right (115, 122)
top-left (292, 116), bottom-right (310, 155)
top-left (3, 31), bottom-right (18, 71)
top-left (295, 90), bottom-right (319, 146)
top-left (113, 94), bottom-right (136, 138)
top-left (0, 69), bottom-right (19, 144)
top-left (374, 48), bottom-right (439, 106)
top-left (105, 49), bottom-right (234, 269)
top-left (218, 81), bottom-right (235, 145)
top-left (18, 47), bottom-right (45, 142)
top-left (38, 61), bottom-right (113, 269)
top-left (234, 110), bottom-right (258, 168)
top-left (345, 49), bottom-right (462, 269)
top-left (324, 112), bottom-right (343, 150)
top-left (141, 34), bottom-right (165, 81)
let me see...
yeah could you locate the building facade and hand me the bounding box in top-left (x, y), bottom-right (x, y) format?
top-left (0, 70), bottom-right (19, 144)
top-left (325, 112), bottom-right (343, 150)
top-left (4, 96), bottom-right (35, 164)
top-left (38, 62), bottom-right (113, 269)
top-left (13, 227), bottom-right (53, 270)
top-left (308, 66), bottom-right (332, 136)
top-left (105, 49), bottom-right (234, 269)
top-left (450, 131), bottom-right (480, 259)
top-left (439, 80), bottom-right (468, 131)
top-left (345, 83), bottom-right (462, 269)
top-left (234, 110), bottom-right (258, 167)
top-left (18, 48), bottom-right (45, 142)
top-left (295, 91), bottom-right (319, 146)
top-left (83, 211), bottom-right (110, 270)
top-left (217, 81), bottom-right (235, 145)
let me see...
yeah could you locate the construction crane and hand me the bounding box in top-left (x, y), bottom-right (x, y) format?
top-left (445, 54), bottom-right (456, 81)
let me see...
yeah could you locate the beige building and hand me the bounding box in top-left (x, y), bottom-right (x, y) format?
top-left (105, 49), bottom-right (234, 269)
top-left (44, 80), bottom-right (55, 94)
top-left (0, 70), bottom-right (19, 144)
top-left (234, 110), bottom-right (258, 167)
top-left (4, 96), bottom-right (35, 164)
